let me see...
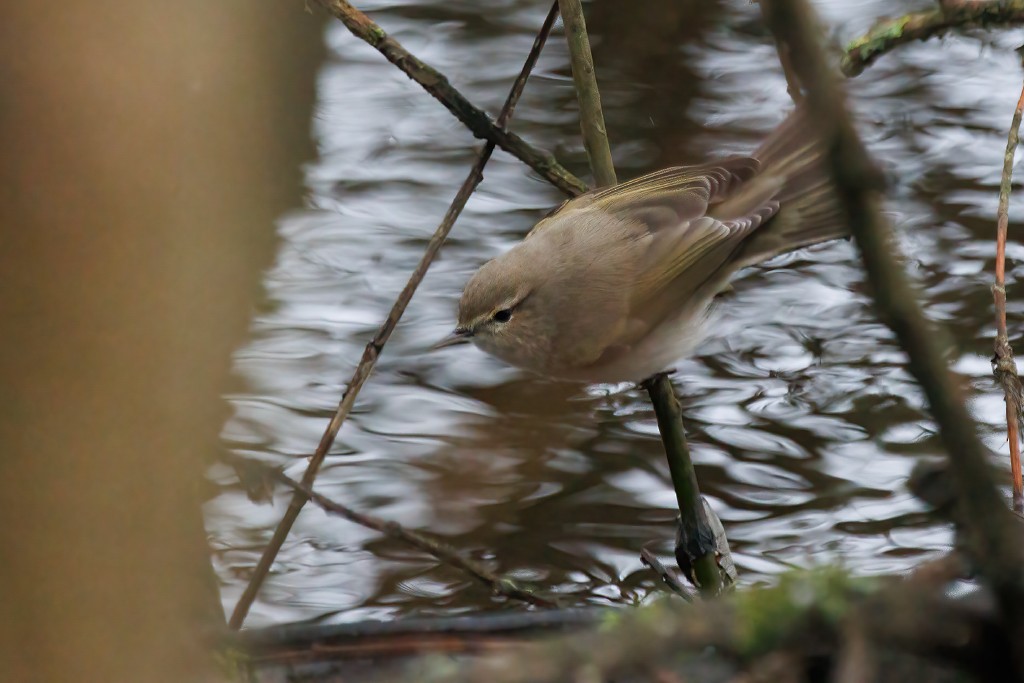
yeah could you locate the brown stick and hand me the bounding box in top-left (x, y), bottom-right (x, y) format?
top-left (314, 0), bottom-right (586, 197)
top-left (994, 81), bottom-right (1024, 513)
top-left (841, 0), bottom-right (1024, 77)
top-left (760, 0), bottom-right (1024, 674)
top-left (228, 2), bottom-right (564, 629)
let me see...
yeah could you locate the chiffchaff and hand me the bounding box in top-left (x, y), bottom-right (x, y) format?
top-left (435, 109), bottom-right (846, 383)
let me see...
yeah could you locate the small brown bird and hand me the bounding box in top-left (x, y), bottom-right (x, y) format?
top-left (435, 109), bottom-right (846, 383)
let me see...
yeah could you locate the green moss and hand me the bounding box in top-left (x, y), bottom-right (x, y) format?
top-left (733, 566), bottom-right (874, 657)
top-left (214, 647), bottom-right (253, 683)
top-left (845, 14), bottom-right (913, 58)
top-left (598, 608), bottom-right (625, 632)
top-left (367, 24), bottom-right (386, 44)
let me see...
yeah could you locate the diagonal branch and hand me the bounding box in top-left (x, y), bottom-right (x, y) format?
top-left (260, 461), bottom-right (557, 609)
top-left (315, 0), bottom-right (586, 197)
top-left (761, 0), bottom-right (1024, 674)
top-left (228, 2), bottom-right (565, 629)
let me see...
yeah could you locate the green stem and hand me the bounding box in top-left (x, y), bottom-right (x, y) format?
top-left (554, 0), bottom-right (725, 596)
top-left (643, 374), bottom-right (724, 596)
top-left (557, 0), bottom-right (617, 187)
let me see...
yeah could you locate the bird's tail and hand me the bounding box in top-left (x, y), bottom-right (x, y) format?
top-left (723, 107), bottom-right (849, 269)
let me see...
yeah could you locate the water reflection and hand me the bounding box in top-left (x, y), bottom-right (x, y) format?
top-left (209, 0), bottom-right (1021, 626)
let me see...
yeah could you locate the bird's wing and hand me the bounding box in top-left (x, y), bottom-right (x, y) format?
top-left (592, 159), bottom-right (779, 331)
top-left (529, 158), bottom-right (783, 351)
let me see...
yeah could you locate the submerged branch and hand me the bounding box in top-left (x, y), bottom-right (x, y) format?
top-left (842, 0), bottom-right (1024, 77)
top-left (994, 79), bottom-right (1024, 513)
top-left (228, 3), bottom-right (564, 628)
top-left (762, 0), bottom-right (1024, 672)
top-left (314, 0), bottom-right (586, 197)
top-left (266, 464), bottom-right (557, 609)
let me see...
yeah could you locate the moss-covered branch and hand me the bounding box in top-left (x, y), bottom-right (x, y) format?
top-left (842, 0), bottom-right (1024, 77)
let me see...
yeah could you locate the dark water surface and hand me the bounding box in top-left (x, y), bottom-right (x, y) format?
top-left (208, 0), bottom-right (1024, 626)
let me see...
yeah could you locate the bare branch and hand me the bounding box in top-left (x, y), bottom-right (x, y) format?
top-left (557, 0), bottom-right (617, 187)
top-left (263, 463), bottom-right (557, 609)
top-left (228, 2), bottom-right (565, 628)
top-left (315, 0), bottom-right (586, 196)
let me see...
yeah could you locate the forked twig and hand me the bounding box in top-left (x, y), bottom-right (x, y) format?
top-left (640, 546), bottom-right (695, 602)
top-left (314, 0), bottom-right (586, 197)
top-left (229, 2), bottom-right (564, 628)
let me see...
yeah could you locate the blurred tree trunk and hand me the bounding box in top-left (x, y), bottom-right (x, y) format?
top-left (0, 2), bottom-right (322, 681)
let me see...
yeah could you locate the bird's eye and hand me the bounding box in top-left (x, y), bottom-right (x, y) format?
top-left (493, 309), bottom-right (513, 323)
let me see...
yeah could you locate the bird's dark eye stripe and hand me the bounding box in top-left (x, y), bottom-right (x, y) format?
top-left (493, 309), bottom-right (513, 323)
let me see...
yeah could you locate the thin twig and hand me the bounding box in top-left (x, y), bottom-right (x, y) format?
top-left (761, 0), bottom-right (1024, 674)
top-left (994, 80), bottom-right (1024, 513)
top-left (228, 2), bottom-right (565, 628)
top-left (263, 464), bottom-right (557, 609)
top-left (314, 0), bottom-right (586, 197)
top-left (841, 0), bottom-right (1024, 77)
top-left (557, 0), bottom-right (617, 187)
top-left (640, 546), bottom-right (695, 602)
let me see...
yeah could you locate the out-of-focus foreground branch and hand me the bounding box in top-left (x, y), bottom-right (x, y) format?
top-left (0, 1), bottom-right (324, 681)
top-left (762, 0), bottom-right (1024, 673)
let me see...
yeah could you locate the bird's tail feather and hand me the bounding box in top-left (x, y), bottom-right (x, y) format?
top-left (728, 107), bottom-right (849, 269)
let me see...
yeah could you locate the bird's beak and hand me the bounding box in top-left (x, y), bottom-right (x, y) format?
top-left (431, 327), bottom-right (473, 350)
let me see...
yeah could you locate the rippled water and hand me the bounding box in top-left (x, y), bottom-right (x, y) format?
top-left (207, 0), bottom-right (1024, 627)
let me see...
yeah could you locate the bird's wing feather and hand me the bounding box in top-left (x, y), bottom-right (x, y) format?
top-left (601, 159), bottom-right (779, 329)
top-left (530, 158), bottom-right (782, 350)
top-left (590, 156), bottom-right (759, 215)
top-left (527, 156), bottom-right (760, 239)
